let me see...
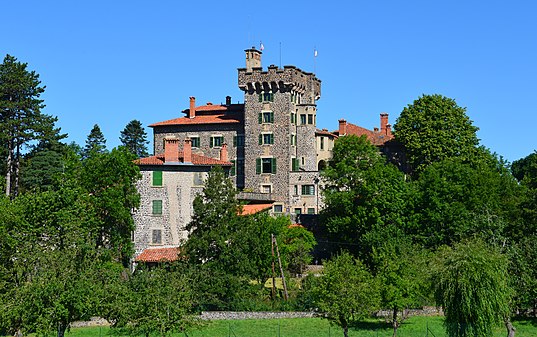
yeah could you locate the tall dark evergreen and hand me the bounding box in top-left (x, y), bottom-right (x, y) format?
top-left (119, 120), bottom-right (149, 158)
top-left (83, 124), bottom-right (107, 158)
top-left (0, 54), bottom-right (57, 197)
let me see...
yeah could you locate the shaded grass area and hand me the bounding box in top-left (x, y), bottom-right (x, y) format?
top-left (31, 316), bottom-right (537, 337)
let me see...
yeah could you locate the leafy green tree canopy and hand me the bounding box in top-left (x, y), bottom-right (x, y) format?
top-left (434, 239), bottom-right (511, 337)
top-left (311, 252), bottom-right (379, 337)
top-left (120, 119), bottom-right (149, 158)
top-left (394, 94), bottom-right (479, 176)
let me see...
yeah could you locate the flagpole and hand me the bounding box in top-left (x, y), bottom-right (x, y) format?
top-left (313, 46), bottom-right (317, 74)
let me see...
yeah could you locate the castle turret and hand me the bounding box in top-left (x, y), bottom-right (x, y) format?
top-left (245, 47), bottom-right (262, 72)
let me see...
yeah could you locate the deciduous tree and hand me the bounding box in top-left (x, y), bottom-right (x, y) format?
top-left (434, 239), bottom-right (512, 337)
top-left (394, 94), bottom-right (479, 176)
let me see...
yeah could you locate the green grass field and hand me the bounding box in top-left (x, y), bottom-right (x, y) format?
top-left (42, 316), bottom-right (537, 337)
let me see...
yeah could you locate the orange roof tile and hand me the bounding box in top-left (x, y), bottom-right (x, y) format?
top-left (135, 247), bottom-right (180, 263)
top-left (316, 129), bottom-right (338, 138)
top-left (135, 152), bottom-right (232, 166)
top-left (288, 223), bottom-right (306, 229)
top-left (334, 122), bottom-right (394, 146)
top-left (238, 203), bottom-right (273, 215)
top-left (150, 114), bottom-right (241, 127)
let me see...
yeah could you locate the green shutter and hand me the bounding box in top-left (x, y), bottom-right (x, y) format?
top-left (258, 93), bottom-right (262, 102)
top-left (230, 160), bottom-right (236, 176)
top-left (153, 171), bottom-right (162, 186)
top-left (209, 137), bottom-right (213, 148)
top-left (292, 158), bottom-right (298, 172)
top-left (269, 134), bottom-right (274, 144)
top-left (258, 113), bottom-right (262, 124)
top-left (256, 158), bottom-right (261, 174)
top-left (152, 200), bottom-right (162, 215)
top-left (270, 112), bottom-right (274, 123)
top-left (272, 158), bottom-right (277, 174)
top-left (259, 134), bottom-right (263, 145)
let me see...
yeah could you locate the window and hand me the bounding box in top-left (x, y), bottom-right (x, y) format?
top-left (152, 171), bottom-right (162, 186)
top-left (259, 133), bottom-right (274, 145)
top-left (320, 136), bottom-right (325, 150)
top-left (291, 158), bottom-right (300, 172)
top-left (233, 134), bottom-right (244, 147)
top-left (210, 136), bottom-right (224, 148)
top-left (259, 111), bottom-right (274, 123)
top-left (300, 114), bottom-right (307, 125)
top-left (193, 172), bottom-right (204, 185)
top-left (256, 157), bottom-right (276, 174)
top-left (294, 208), bottom-right (302, 215)
top-left (290, 134), bottom-right (296, 146)
top-left (258, 92), bottom-right (274, 102)
top-left (294, 185), bottom-right (299, 195)
top-left (301, 185), bottom-right (315, 196)
top-left (290, 112), bottom-right (296, 124)
top-left (190, 136), bottom-right (200, 148)
top-left (307, 208), bottom-right (315, 215)
top-left (261, 184), bottom-right (272, 193)
top-left (273, 204), bottom-right (283, 213)
top-left (152, 229), bottom-right (162, 244)
top-left (308, 114), bottom-right (314, 124)
top-left (152, 200), bottom-right (163, 215)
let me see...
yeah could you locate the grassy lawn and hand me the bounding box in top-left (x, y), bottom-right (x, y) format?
top-left (37, 316), bottom-right (537, 337)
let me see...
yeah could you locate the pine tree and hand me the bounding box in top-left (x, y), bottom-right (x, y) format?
top-left (119, 120), bottom-right (149, 158)
top-left (82, 124), bottom-right (107, 158)
top-left (0, 54), bottom-right (57, 196)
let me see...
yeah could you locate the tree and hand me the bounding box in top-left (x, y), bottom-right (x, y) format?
top-left (82, 124), bottom-right (107, 158)
top-left (394, 94), bottom-right (480, 176)
top-left (80, 147), bottom-right (141, 266)
top-left (320, 135), bottom-right (410, 261)
top-left (410, 156), bottom-right (520, 248)
top-left (0, 54), bottom-right (58, 196)
top-left (434, 239), bottom-right (512, 337)
top-left (311, 252), bottom-right (379, 337)
top-left (120, 119), bottom-right (149, 158)
top-left (111, 263), bottom-right (197, 337)
top-left (511, 151), bottom-right (537, 182)
top-left (372, 232), bottom-right (430, 337)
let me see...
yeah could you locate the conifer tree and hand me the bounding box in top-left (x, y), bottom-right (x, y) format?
top-left (119, 119), bottom-right (149, 158)
top-left (0, 54), bottom-right (57, 196)
top-left (82, 124), bottom-right (107, 158)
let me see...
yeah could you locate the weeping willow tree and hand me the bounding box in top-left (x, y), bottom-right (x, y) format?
top-left (434, 239), bottom-right (513, 337)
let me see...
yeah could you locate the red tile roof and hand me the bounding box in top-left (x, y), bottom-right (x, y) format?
top-left (316, 129), bottom-right (338, 138)
top-left (238, 203), bottom-right (273, 215)
top-left (334, 122), bottom-right (394, 146)
top-left (135, 152), bottom-right (232, 166)
top-left (135, 247), bottom-right (180, 263)
top-left (149, 114), bottom-right (242, 127)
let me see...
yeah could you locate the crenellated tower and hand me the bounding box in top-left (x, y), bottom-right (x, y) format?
top-left (238, 47), bottom-right (322, 215)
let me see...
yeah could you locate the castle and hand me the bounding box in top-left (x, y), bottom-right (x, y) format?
top-left (133, 48), bottom-right (393, 261)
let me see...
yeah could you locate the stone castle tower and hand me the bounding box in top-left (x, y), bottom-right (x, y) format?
top-left (238, 48), bottom-right (322, 214)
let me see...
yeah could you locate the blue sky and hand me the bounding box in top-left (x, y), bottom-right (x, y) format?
top-left (1, 1), bottom-right (535, 162)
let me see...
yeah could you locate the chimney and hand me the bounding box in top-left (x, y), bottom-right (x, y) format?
top-left (220, 143), bottom-right (228, 162)
top-left (338, 119), bottom-right (347, 136)
top-left (183, 138), bottom-right (192, 164)
top-left (189, 97), bottom-right (196, 119)
top-left (380, 113), bottom-right (389, 135)
top-left (386, 124), bottom-right (392, 136)
top-left (164, 137), bottom-right (179, 163)
top-left (226, 96), bottom-right (231, 105)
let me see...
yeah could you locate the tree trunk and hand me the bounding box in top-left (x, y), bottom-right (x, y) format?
top-left (392, 306), bottom-right (399, 337)
top-left (57, 321), bottom-right (67, 337)
top-left (14, 142), bottom-right (20, 197)
top-left (505, 319), bottom-right (516, 337)
top-left (5, 138), bottom-right (12, 196)
top-left (343, 324), bottom-right (349, 337)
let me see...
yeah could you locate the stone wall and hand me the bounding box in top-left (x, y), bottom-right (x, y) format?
top-left (132, 165), bottom-right (208, 256)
